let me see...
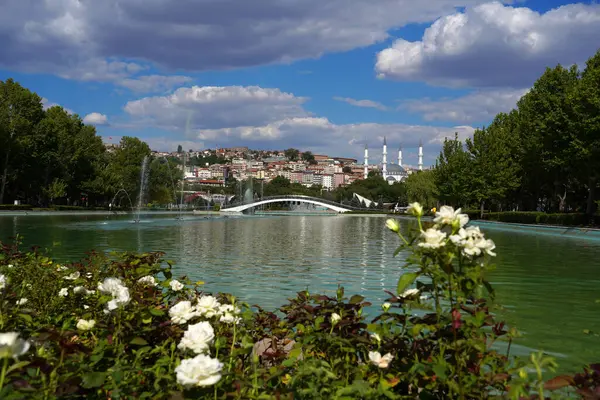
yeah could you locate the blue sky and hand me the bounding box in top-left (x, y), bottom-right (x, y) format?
top-left (1, 0), bottom-right (599, 166)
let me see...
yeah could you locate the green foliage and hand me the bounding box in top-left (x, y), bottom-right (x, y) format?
top-left (432, 49), bottom-right (600, 217)
top-left (284, 148), bottom-right (300, 161)
top-left (404, 170), bottom-right (437, 208)
top-left (0, 79), bottom-right (181, 208)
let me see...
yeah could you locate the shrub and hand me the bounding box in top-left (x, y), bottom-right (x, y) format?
top-left (0, 206), bottom-right (596, 399)
top-left (0, 204), bottom-right (34, 211)
top-left (480, 212), bottom-right (599, 226)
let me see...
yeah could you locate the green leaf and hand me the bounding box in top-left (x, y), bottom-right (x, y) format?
top-left (18, 314), bottom-right (33, 324)
top-left (397, 272), bottom-right (418, 295)
top-left (7, 361), bottom-right (29, 375)
top-left (130, 337), bottom-right (149, 346)
top-left (349, 295), bottom-right (365, 304)
top-left (149, 308), bottom-right (164, 317)
top-left (393, 246), bottom-right (403, 257)
top-left (82, 372), bottom-right (107, 388)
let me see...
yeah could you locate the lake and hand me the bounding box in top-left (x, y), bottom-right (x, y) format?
top-left (0, 212), bottom-right (598, 373)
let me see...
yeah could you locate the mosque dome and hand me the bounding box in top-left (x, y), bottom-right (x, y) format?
top-left (385, 163), bottom-right (407, 174)
top-left (386, 176), bottom-right (397, 182)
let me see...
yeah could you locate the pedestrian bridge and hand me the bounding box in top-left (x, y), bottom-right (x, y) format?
top-left (220, 195), bottom-right (358, 213)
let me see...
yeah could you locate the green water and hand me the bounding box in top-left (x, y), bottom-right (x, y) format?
top-left (0, 212), bottom-right (598, 373)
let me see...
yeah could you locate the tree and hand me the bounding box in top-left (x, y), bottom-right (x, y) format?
top-left (43, 178), bottom-right (67, 205)
top-left (433, 134), bottom-right (472, 208)
top-left (177, 144), bottom-right (183, 154)
top-left (466, 112), bottom-right (522, 216)
top-left (0, 79), bottom-right (45, 203)
top-left (568, 50), bottom-right (600, 216)
top-left (404, 170), bottom-right (437, 209)
top-left (301, 151), bottom-right (315, 162)
top-left (284, 148), bottom-right (300, 161)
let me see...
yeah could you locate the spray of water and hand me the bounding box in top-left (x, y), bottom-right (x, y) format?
top-left (136, 155), bottom-right (149, 223)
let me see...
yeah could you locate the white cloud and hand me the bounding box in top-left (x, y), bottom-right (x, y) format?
top-left (123, 85), bottom-right (310, 131)
top-left (401, 88), bottom-right (528, 123)
top-left (376, 2), bottom-right (600, 87)
top-left (121, 84), bottom-right (473, 163)
top-left (333, 97), bottom-right (389, 111)
top-left (118, 75), bottom-right (194, 93)
top-left (83, 112), bottom-right (108, 125)
top-left (1, 0), bottom-right (497, 77)
top-left (41, 97), bottom-right (74, 115)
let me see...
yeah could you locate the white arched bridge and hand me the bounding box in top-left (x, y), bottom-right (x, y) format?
top-left (220, 195), bottom-right (363, 213)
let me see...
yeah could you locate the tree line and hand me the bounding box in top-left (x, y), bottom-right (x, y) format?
top-left (433, 49), bottom-right (600, 217)
top-left (0, 79), bottom-right (181, 207)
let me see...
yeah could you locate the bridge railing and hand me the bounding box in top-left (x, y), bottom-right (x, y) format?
top-left (220, 194), bottom-right (369, 211)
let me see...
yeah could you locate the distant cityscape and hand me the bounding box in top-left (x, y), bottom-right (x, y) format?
top-left (104, 141), bottom-right (428, 191)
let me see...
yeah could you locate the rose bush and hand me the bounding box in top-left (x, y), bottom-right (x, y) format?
top-left (0, 204), bottom-right (597, 399)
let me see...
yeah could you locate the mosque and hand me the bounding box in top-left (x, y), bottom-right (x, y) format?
top-left (363, 137), bottom-right (423, 184)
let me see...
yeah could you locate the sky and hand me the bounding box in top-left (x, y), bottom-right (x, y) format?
top-left (1, 0), bottom-right (599, 167)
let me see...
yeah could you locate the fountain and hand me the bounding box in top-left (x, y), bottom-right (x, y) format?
top-left (110, 188), bottom-right (135, 213)
top-left (243, 178), bottom-right (254, 215)
top-left (159, 156), bottom-right (181, 219)
top-left (135, 156), bottom-right (150, 223)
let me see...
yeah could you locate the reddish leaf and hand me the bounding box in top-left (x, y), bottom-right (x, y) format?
top-left (544, 375), bottom-right (575, 390)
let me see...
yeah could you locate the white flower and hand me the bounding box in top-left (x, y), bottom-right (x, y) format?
top-left (450, 226), bottom-right (495, 257)
top-left (98, 278), bottom-right (130, 311)
top-left (16, 298), bottom-right (28, 306)
top-left (59, 288), bottom-right (69, 297)
top-left (434, 206), bottom-right (469, 228)
top-left (219, 313), bottom-right (241, 324)
top-left (56, 265), bottom-right (68, 272)
top-left (178, 321), bottom-right (215, 354)
top-left (170, 279), bottom-right (185, 292)
top-left (175, 354), bottom-right (223, 387)
top-left (368, 351), bottom-right (393, 368)
top-left (83, 305), bottom-right (90, 310)
top-left (0, 274), bottom-right (6, 290)
top-left (7, 264), bottom-right (14, 269)
top-left (407, 202), bottom-right (423, 217)
top-left (370, 333), bottom-right (381, 343)
top-left (385, 219), bottom-right (400, 233)
top-left (76, 319), bottom-right (96, 331)
top-left (64, 271), bottom-right (80, 280)
top-left (73, 286), bottom-right (95, 295)
top-left (217, 304), bottom-right (240, 315)
top-left (0, 332), bottom-right (31, 359)
top-left (400, 288), bottom-right (420, 299)
top-left (86, 272), bottom-right (93, 278)
top-left (137, 275), bottom-right (158, 287)
top-left (195, 296), bottom-right (221, 318)
top-left (418, 228), bottom-right (447, 249)
top-left (381, 302), bottom-right (391, 312)
top-left (169, 301), bottom-right (200, 325)
top-left (330, 313), bottom-right (341, 325)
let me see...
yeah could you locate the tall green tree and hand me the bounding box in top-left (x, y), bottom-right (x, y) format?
top-left (404, 170), bottom-right (437, 209)
top-left (434, 133), bottom-right (472, 208)
top-left (0, 79), bottom-right (45, 203)
top-left (284, 148), bottom-right (300, 161)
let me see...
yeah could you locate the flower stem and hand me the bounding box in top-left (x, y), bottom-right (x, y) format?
top-left (0, 357), bottom-right (9, 391)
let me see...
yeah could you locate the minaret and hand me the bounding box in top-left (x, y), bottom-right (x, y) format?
top-left (382, 136), bottom-right (387, 176)
top-left (363, 143), bottom-right (369, 179)
top-left (418, 139), bottom-right (423, 171)
top-left (398, 144), bottom-right (403, 167)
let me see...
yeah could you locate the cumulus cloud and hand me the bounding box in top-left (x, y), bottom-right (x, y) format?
top-left (121, 84), bottom-right (473, 163)
top-left (1, 0), bottom-right (495, 78)
top-left (124, 85), bottom-right (310, 131)
top-left (333, 97), bottom-right (389, 111)
top-left (376, 2), bottom-right (600, 87)
top-left (401, 88), bottom-right (528, 123)
top-left (83, 112), bottom-right (109, 125)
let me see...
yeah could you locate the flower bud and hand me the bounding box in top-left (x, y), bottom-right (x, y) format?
top-left (408, 202), bottom-right (423, 217)
top-left (381, 302), bottom-right (391, 312)
top-left (385, 219), bottom-right (400, 233)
